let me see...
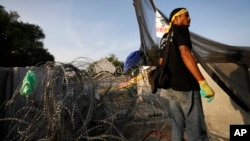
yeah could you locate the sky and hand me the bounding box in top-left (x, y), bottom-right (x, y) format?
top-left (1, 0), bottom-right (250, 63)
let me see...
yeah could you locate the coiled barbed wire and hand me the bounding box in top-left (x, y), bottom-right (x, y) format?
top-left (0, 58), bottom-right (171, 141)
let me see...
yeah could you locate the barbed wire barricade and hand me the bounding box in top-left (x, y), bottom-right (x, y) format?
top-left (0, 58), bottom-right (172, 141)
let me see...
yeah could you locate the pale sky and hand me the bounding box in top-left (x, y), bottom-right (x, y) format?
top-left (1, 0), bottom-right (250, 63)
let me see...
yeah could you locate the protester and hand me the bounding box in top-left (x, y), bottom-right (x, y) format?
top-left (160, 7), bottom-right (215, 141)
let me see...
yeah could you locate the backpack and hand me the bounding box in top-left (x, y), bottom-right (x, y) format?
top-left (148, 31), bottom-right (173, 93)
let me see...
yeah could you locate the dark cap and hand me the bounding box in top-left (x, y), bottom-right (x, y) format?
top-left (169, 7), bottom-right (186, 23)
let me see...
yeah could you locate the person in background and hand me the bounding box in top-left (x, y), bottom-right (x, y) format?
top-left (160, 7), bottom-right (215, 141)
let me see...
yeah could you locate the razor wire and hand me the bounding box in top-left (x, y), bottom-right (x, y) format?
top-left (0, 58), bottom-right (172, 141)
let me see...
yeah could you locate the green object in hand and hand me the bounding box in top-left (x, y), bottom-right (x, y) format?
top-left (199, 80), bottom-right (215, 102)
top-left (200, 89), bottom-right (214, 102)
top-left (20, 70), bottom-right (36, 97)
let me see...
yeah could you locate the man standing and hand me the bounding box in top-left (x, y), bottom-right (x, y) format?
top-left (160, 8), bottom-right (215, 141)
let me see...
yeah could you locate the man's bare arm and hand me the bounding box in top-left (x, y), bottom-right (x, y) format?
top-left (179, 45), bottom-right (204, 81)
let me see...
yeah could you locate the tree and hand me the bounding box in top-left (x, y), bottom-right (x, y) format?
top-left (105, 54), bottom-right (123, 68)
top-left (0, 5), bottom-right (54, 67)
top-left (105, 54), bottom-right (124, 75)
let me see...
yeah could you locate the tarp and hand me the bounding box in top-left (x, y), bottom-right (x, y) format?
top-left (123, 50), bottom-right (142, 73)
top-left (133, 0), bottom-right (250, 113)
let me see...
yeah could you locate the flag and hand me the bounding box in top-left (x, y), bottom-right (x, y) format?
top-left (155, 10), bottom-right (168, 38)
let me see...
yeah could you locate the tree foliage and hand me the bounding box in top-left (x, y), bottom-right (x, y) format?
top-left (0, 5), bottom-right (54, 67)
top-left (105, 54), bottom-right (124, 69)
top-left (105, 54), bottom-right (124, 75)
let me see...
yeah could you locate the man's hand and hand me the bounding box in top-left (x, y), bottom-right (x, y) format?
top-left (199, 80), bottom-right (215, 102)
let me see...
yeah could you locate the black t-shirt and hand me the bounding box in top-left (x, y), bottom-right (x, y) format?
top-left (166, 25), bottom-right (199, 91)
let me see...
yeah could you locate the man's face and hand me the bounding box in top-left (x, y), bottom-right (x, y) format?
top-left (175, 12), bottom-right (191, 27)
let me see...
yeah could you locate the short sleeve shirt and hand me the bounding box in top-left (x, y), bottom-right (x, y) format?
top-left (167, 25), bottom-right (199, 91)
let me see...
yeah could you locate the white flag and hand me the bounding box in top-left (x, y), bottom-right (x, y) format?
top-left (155, 10), bottom-right (168, 38)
